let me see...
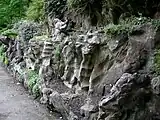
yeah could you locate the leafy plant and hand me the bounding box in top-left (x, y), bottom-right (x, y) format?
top-left (30, 35), bottom-right (51, 41)
top-left (55, 45), bottom-right (61, 60)
top-left (151, 19), bottom-right (160, 30)
top-left (104, 16), bottom-right (158, 37)
top-left (154, 49), bottom-right (160, 75)
top-left (27, 69), bottom-right (40, 96)
top-left (26, 0), bottom-right (45, 21)
top-left (18, 69), bottom-right (25, 82)
top-left (32, 83), bottom-right (40, 97)
top-left (14, 20), bottom-right (42, 41)
top-left (0, 0), bottom-right (29, 29)
top-left (0, 45), bottom-right (6, 62)
top-left (4, 57), bottom-right (8, 65)
top-left (1, 29), bottom-right (18, 38)
top-left (0, 28), bottom-right (8, 34)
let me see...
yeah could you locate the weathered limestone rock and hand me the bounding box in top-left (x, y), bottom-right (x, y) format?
top-left (80, 98), bottom-right (97, 119)
top-left (49, 91), bottom-right (78, 120)
top-left (77, 31), bottom-right (101, 91)
top-left (98, 73), bottom-right (151, 120)
top-left (40, 88), bottom-right (53, 104)
top-left (61, 38), bottom-right (75, 82)
top-left (52, 18), bottom-right (68, 41)
top-left (4, 21), bottom-right (160, 120)
top-left (151, 76), bottom-right (160, 94)
top-left (24, 39), bottom-right (42, 70)
top-left (70, 41), bottom-right (83, 87)
top-left (0, 36), bottom-right (11, 46)
top-left (39, 41), bottom-right (54, 89)
top-left (97, 24), bottom-right (155, 95)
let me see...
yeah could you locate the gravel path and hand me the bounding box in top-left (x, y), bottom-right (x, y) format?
top-left (0, 67), bottom-right (57, 120)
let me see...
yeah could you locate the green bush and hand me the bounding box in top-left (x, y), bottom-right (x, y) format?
top-left (4, 57), bottom-right (8, 65)
top-left (30, 35), bottom-right (51, 41)
top-left (154, 49), bottom-right (160, 75)
top-left (1, 29), bottom-right (18, 38)
top-left (55, 45), bottom-right (61, 60)
top-left (27, 70), bottom-right (40, 97)
top-left (32, 83), bottom-right (40, 97)
top-left (14, 20), bottom-right (42, 41)
top-left (104, 16), bottom-right (160, 37)
top-left (18, 69), bottom-right (25, 82)
top-left (0, 0), bottom-right (29, 29)
top-left (0, 28), bottom-right (8, 34)
top-left (0, 45), bottom-right (5, 62)
top-left (26, 0), bottom-right (44, 21)
top-left (66, 0), bottom-right (159, 25)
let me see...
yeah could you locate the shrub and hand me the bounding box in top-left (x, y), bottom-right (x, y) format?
top-left (4, 57), bottom-right (8, 65)
top-left (32, 83), bottom-right (40, 97)
top-left (18, 69), bottom-right (25, 82)
top-left (0, 45), bottom-right (5, 62)
top-left (66, 0), bottom-right (159, 25)
top-left (154, 49), bottom-right (160, 75)
top-left (14, 20), bottom-right (42, 41)
top-left (104, 16), bottom-right (160, 37)
top-left (26, 0), bottom-right (45, 21)
top-left (27, 70), bottom-right (40, 93)
top-left (30, 35), bottom-right (51, 41)
top-left (0, 0), bottom-right (29, 29)
top-left (55, 45), bottom-right (61, 61)
top-left (1, 29), bottom-right (18, 38)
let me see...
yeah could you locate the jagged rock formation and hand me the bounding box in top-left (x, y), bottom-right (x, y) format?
top-left (1, 21), bottom-right (160, 120)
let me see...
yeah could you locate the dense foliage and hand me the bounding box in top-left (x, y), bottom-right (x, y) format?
top-left (105, 0), bottom-right (159, 24)
top-left (67, 0), bottom-right (160, 25)
top-left (14, 20), bottom-right (42, 41)
top-left (26, 0), bottom-right (45, 21)
top-left (27, 70), bottom-right (40, 97)
top-left (0, 0), bottom-right (29, 29)
top-left (0, 0), bottom-right (160, 30)
top-left (105, 16), bottom-right (160, 37)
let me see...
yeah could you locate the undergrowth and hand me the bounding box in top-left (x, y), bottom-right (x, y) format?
top-left (104, 16), bottom-right (160, 37)
top-left (1, 29), bottom-right (18, 39)
top-left (55, 45), bottom-right (61, 61)
top-left (27, 69), bottom-right (40, 98)
top-left (154, 49), bottom-right (160, 75)
top-left (26, 0), bottom-right (45, 21)
top-left (30, 35), bottom-right (51, 41)
top-left (0, 45), bottom-right (8, 65)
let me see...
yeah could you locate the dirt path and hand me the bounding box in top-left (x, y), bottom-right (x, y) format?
top-left (0, 67), bottom-right (58, 120)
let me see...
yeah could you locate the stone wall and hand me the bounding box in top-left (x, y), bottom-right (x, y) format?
top-left (1, 22), bottom-right (160, 120)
